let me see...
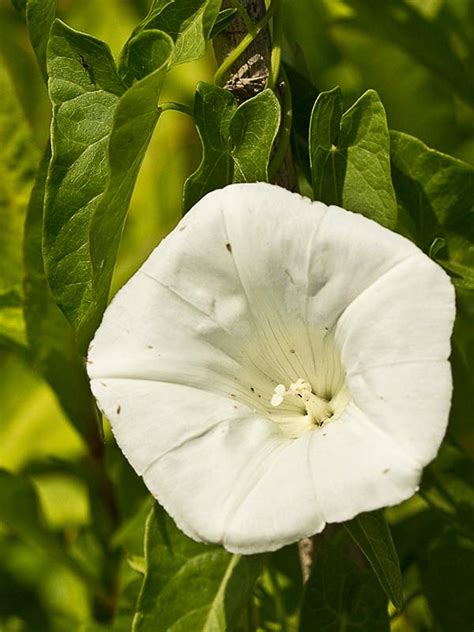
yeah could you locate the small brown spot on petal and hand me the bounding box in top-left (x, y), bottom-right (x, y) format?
top-left (117, 405), bottom-right (121, 414)
top-left (179, 225), bottom-right (187, 232)
top-left (250, 387), bottom-right (255, 392)
top-left (383, 468), bottom-right (390, 474)
top-left (289, 349), bottom-right (295, 354)
top-left (147, 345), bottom-right (153, 349)
top-left (225, 242), bottom-right (232, 253)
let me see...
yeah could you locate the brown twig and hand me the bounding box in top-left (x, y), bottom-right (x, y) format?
top-left (213, 0), bottom-right (296, 190)
top-left (298, 537), bottom-right (315, 584)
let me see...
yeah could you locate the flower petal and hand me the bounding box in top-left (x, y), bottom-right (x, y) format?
top-left (346, 361), bottom-right (452, 465)
top-left (334, 253), bottom-right (455, 466)
top-left (308, 403), bottom-right (422, 523)
top-left (336, 254), bottom-right (455, 372)
top-left (222, 433), bottom-right (326, 553)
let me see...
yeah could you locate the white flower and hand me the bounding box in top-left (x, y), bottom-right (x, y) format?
top-left (88, 183), bottom-right (455, 554)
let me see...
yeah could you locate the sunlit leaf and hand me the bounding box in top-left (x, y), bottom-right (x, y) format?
top-left (130, 0), bottom-right (220, 67)
top-left (132, 504), bottom-right (263, 631)
top-left (23, 145), bottom-right (99, 440)
top-left (344, 510), bottom-right (403, 609)
top-left (89, 30), bottom-right (173, 336)
top-left (309, 88), bottom-right (397, 228)
top-left (299, 531), bottom-right (390, 632)
top-left (44, 20), bottom-right (173, 346)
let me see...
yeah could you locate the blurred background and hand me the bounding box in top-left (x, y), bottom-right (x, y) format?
top-left (0, 0), bottom-right (473, 629)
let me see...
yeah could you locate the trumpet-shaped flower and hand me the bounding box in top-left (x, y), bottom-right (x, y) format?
top-left (88, 183), bottom-right (455, 553)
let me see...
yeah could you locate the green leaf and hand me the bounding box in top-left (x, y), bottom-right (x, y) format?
top-left (89, 30), bottom-right (173, 335)
top-left (299, 531), bottom-right (390, 632)
top-left (183, 82), bottom-right (238, 212)
top-left (308, 85), bottom-right (343, 204)
top-left (43, 20), bottom-right (124, 338)
top-left (390, 130), bottom-right (474, 289)
top-left (344, 510), bottom-right (403, 609)
top-left (23, 144), bottom-right (99, 440)
top-left (128, 0), bottom-right (220, 67)
top-left (209, 8), bottom-right (238, 38)
top-left (230, 89), bottom-right (281, 183)
top-left (183, 83), bottom-right (281, 211)
top-left (0, 61), bottom-right (38, 350)
top-left (25, 0), bottom-right (56, 79)
top-left (44, 20), bottom-right (173, 346)
top-left (132, 504), bottom-right (264, 631)
top-left (419, 530), bottom-right (474, 631)
top-left (342, 0), bottom-right (474, 107)
top-left (309, 88), bottom-right (397, 228)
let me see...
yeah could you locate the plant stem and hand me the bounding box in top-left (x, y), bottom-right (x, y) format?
top-left (214, 0), bottom-right (279, 86)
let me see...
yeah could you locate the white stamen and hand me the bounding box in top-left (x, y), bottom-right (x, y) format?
top-left (271, 379), bottom-right (336, 429)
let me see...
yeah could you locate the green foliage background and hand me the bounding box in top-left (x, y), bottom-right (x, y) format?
top-left (0, 0), bottom-right (473, 630)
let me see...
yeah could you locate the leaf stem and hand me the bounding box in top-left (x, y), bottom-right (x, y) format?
top-left (267, 0), bottom-right (282, 90)
top-left (214, 0), bottom-right (279, 86)
top-left (159, 101), bottom-right (194, 117)
top-left (268, 65), bottom-right (292, 181)
top-left (228, 0), bottom-right (257, 36)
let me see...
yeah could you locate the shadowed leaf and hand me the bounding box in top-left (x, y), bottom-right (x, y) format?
top-left (344, 510), bottom-right (403, 609)
top-left (299, 531), bottom-right (390, 632)
top-left (310, 88), bottom-right (397, 228)
top-left (390, 130), bottom-right (474, 289)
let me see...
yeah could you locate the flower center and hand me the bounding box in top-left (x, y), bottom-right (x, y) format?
top-left (271, 379), bottom-right (335, 425)
top-left (268, 376), bottom-right (350, 439)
